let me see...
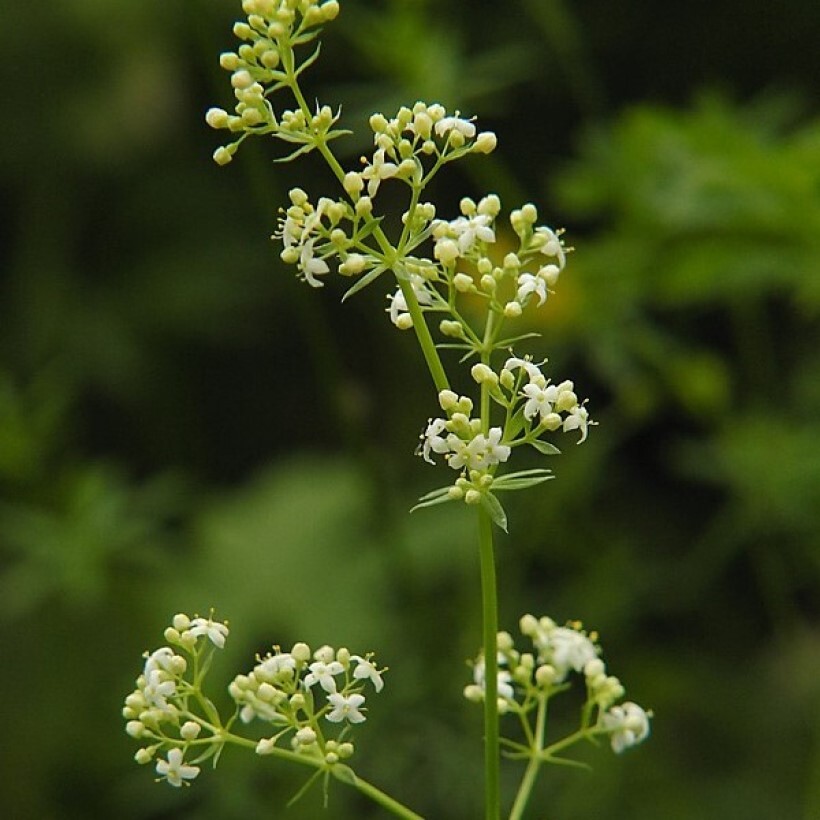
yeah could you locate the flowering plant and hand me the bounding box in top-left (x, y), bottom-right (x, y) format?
top-left (123, 1), bottom-right (650, 816)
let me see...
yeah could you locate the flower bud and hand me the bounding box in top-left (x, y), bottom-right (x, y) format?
top-left (471, 363), bottom-right (497, 385)
top-left (219, 52), bottom-right (240, 70)
top-left (474, 131), bottom-right (497, 154)
top-left (213, 146), bottom-right (234, 166)
top-left (256, 737), bottom-right (276, 755)
top-left (231, 70), bottom-right (254, 89)
top-left (296, 727), bottom-right (317, 745)
top-left (503, 301), bottom-right (522, 318)
top-left (343, 171), bottom-right (364, 196)
top-left (438, 389), bottom-right (459, 411)
top-left (464, 489), bottom-right (481, 505)
top-left (205, 107), bottom-right (229, 129)
top-left (181, 721), bottom-right (202, 740)
top-left (535, 665), bottom-right (557, 687)
top-left (126, 721), bottom-right (145, 738)
top-left (453, 273), bottom-right (473, 292)
top-left (396, 314), bottom-right (414, 330)
top-left (291, 642), bottom-right (311, 662)
top-left (439, 319), bottom-right (464, 338)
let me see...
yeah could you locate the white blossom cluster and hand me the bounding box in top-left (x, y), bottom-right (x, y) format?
top-left (122, 613), bottom-right (230, 787)
top-left (414, 358), bottom-right (593, 520)
top-left (230, 642), bottom-right (385, 762)
top-left (464, 615), bottom-right (651, 755)
top-left (123, 612), bottom-right (386, 788)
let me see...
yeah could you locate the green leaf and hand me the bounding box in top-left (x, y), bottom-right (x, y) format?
top-left (410, 487), bottom-right (453, 512)
top-left (492, 468), bottom-right (554, 491)
top-left (330, 763), bottom-right (358, 786)
top-left (294, 42), bottom-right (322, 75)
top-left (273, 142), bottom-right (318, 164)
top-left (496, 332), bottom-right (542, 348)
top-left (416, 485), bottom-right (453, 502)
top-left (341, 264), bottom-right (387, 301)
top-left (287, 769), bottom-right (324, 807)
top-left (529, 439), bottom-right (562, 456)
top-left (479, 491), bottom-right (508, 532)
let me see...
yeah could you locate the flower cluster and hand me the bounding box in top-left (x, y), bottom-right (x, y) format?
top-left (123, 612), bottom-right (386, 788)
top-left (413, 357), bottom-right (593, 528)
top-left (464, 615), bottom-right (651, 756)
top-left (205, 0), bottom-right (343, 164)
top-left (230, 642), bottom-right (385, 762)
top-left (122, 613), bottom-right (230, 787)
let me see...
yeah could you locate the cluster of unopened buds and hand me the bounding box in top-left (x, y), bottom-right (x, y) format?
top-left (122, 612), bottom-right (385, 788)
top-left (465, 615), bottom-right (651, 756)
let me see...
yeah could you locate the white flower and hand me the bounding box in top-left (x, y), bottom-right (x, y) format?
top-left (326, 692), bottom-right (367, 723)
top-left (516, 272), bottom-right (548, 306)
top-left (522, 382), bottom-right (559, 421)
top-left (449, 214), bottom-right (495, 254)
top-left (386, 274), bottom-right (432, 326)
top-left (351, 655), bottom-right (384, 692)
top-left (420, 418), bottom-right (450, 464)
top-left (362, 148), bottom-right (398, 197)
top-left (297, 238), bottom-right (330, 288)
top-left (142, 670), bottom-right (176, 710)
top-left (256, 652), bottom-right (297, 682)
top-left (188, 616), bottom-right (229, 649)
top-left (534, 226), bottom-right (566, 269)
top-left (602, 702), bottom-right (651, 753)
top-left (143, 647), bottom-right (176, 676)
top-left (563, 403), bottom-right (590, 443)
top-left (504, 356), bottom-right (546, 387)
top-left (435, 115), bottom-right (476, 140)
top-left (543, 627), bottom-right (598, 681)
top-left (304, 660), bottom-right (344, 693)
top-left (280, 213), bottom-right (301, 249)
top-left (481, 427), bottom-right (511, 466)
top-left (446, 428), bottom-right (510, 471)
top-left (155, 748), bottom-right (200, 787)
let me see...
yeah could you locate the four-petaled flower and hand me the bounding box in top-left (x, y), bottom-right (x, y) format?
top-left (188, 616), bottom-right (229, 649)
top-left (305, 660), bottom-right (345, 693)
top-left (351, 655), bottom-right (385, 693)
top-left (602, 702), bottom-right (651, 753)
top-left (420, 418), bottom-right (449, 464)
top-left (563, 403), bottom-right (591, 443)
top-left (298, 238), bottom-right (330, 288)
top-left (143, 670), bottom-right (176, 710)
top-left (155, 748), bottom-right (200, 787)
top-left (326, 692), bottom-right (367, 723)
top-left (516, 272), bottom-right (548, 307)
top-left (362, 148), bottom-right (398, 197)
top-left (435, 114), bottom-right (476, 140)
top-left (449, 214), bottom-right (495, 254)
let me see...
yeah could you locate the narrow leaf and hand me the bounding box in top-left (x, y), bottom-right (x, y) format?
top-left (480, 492), bottom-right (508, 532)
top-left (410, 493), bottom-right (455, 514)
top-left (341, 264), bottom-right (387, 301)
top-left (529, 439), bottom-right (562, 456)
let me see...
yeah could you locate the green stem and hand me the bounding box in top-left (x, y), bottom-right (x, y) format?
top-left (223, 732), bottom-right (424, 819)
top-left (352, 772), bottom-right (426, 820)
top-left (286, 65), bottom-right (449, 395)
top-left (478, 506), bottom-right (500, 820)
top-left (397, 276), bottom-right (450, 392)
top-left (508, 695), bottom-right (548, 820)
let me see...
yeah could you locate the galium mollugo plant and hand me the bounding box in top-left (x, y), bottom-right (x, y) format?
top-left (124, 1), bottom-right (651, 817)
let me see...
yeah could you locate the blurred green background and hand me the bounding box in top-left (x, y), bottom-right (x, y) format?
top-left (3, 0), bottom-right (820, 817)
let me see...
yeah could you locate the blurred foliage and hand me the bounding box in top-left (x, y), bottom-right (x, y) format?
top-left (2, 0), bottom-right (820, 818)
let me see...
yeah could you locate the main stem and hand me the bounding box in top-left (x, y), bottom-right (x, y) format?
top-left (478, 506), bottom-right (500, 820)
